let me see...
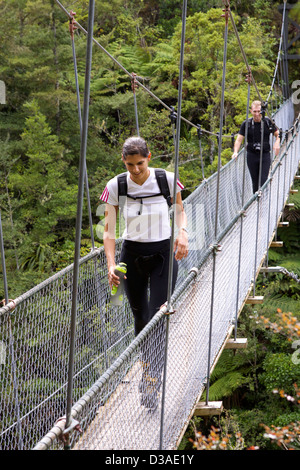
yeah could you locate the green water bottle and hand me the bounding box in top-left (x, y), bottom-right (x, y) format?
top-left (111, 262), bottom-right (127, 305)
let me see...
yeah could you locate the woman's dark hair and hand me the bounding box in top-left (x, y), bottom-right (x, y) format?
top-left (122, 136), bottom-right (149, 159)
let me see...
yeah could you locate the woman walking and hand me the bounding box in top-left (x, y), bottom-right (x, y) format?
top-left (101, 136), bottom-right (188, 410)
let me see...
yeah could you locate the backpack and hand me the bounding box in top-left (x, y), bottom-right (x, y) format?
top-left (117, 169), bottom-right (172, 215)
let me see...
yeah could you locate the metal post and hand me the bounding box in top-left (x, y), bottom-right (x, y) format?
top-left (159, 0), bottom-right (187, 450)
top-left (282, 130), bottom-right (288, 213)
top-left (69, 10), bottom-right (109, 371)
top-left (265, 175), bottom-right (273, 269)
top-left (282, 2), bottom-right (290, 99)
top-left (197, 125), bottom-right (205, 180)
top-left (170, 106), bottom-right (177, 148)
top-left (69, 11), bottom-right (95, 250)
top-left (131, 73), bottom-right (140, 136)
top-left (65, 0), bottom-right (95, 448)
top-left (258, 103), bottom-right (266, 191)
top-left (0, 212), bottom-right (23, 449)
top-left (206, 0), bottom-right (229, 404)
top-left (234, 74), bottom-right (251, 340)
top-left (289, 126), bottom-right (295, 191)
top-left (252, 103), bottom-right (266, 297)
top-left (0, 213), bottom-right (9, 309)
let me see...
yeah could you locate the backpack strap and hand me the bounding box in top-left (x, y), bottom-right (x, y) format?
top-left (154, 169), bottom-right (172, 207)
top-left (248, 117), bottom-right (254, 131)
top-left (117, 172), bottom-right (128, 211)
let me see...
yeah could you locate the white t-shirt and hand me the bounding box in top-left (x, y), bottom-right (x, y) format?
top-left (100, 168), bottom-right (184, 242)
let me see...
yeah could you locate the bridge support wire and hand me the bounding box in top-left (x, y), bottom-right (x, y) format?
top-left (54, 0), bottom-right (227, 141)
top-left (0, 103), bottom-right (296, 451)
top-left (205, 0), bottom-right (229, 406)
top-left (65, 0), bottom-right (95, 449)
top-left (69, 11), bottom-right (95, 250)
top-left (253, 104), bottom-right (266, 298)
top-left (234, 73), bottom-right (251, 341)
top-left (0, 213), bottom-right (23, 449)
top-left (160, 0), bottom-right (187, 450)
top-left (0, 0), bottom-right (298, 450)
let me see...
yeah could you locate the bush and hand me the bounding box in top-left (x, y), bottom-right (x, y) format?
top-left (259, 353), bottom-right (300, 395)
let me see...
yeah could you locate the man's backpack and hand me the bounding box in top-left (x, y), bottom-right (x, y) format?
top-left (117, 169), bottom-right (172, 215)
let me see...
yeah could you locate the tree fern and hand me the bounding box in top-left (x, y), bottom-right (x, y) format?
top-left (203, 371), bottom-right (250, 401)
top-left (202, 350), bottom-right (253, 401)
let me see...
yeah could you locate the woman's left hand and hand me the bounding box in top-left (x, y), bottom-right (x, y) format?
top-left (174, 229), bottom-right (189, 261)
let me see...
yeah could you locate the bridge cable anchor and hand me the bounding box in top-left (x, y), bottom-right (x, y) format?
top-left (210, 243), bottom-right (222, 253)
top-left (131, 72), bottom-right (139, 94)
top-left (221, 0), bottom-right (230, 24)
top-left (69, 10), bottom-right (77, 39)
top-left (55, 416), bottom-right (83, 445)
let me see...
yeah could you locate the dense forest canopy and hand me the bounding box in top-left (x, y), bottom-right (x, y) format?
top-left (0, 0), bottom-right (299, 297)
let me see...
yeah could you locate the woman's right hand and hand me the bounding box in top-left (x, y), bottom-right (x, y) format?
top-left (108, 265), bottom-right (119, 289)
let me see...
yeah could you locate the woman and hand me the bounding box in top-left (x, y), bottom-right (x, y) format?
top-left (100, 136), bottom-right (188, 410)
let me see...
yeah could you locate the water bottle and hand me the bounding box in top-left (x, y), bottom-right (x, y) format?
top-left (111, 262), bottom-right (127, 305)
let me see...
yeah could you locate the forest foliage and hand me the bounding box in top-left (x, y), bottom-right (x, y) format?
top-left (0, 0), bottom-right (299, 297)
top-left (0, 0), bottom-right (300, 451)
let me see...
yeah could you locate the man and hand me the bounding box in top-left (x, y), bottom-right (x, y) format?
top-left (232, 100), bottom-right (280, 193)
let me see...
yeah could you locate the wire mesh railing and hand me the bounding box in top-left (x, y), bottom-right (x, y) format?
top-left (1, 100), bottom-right (298, 450)
top-left (0, 243), bottom-right (133, 449)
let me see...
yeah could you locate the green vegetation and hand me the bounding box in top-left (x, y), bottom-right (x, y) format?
top-left (0, 0), bottom-right (300, 450)
top-left (1, 0), bottom-right (298, 296)
top-left (180, 184), bottom-right (300, 449)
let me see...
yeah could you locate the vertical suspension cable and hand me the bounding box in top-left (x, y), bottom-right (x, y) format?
top-left (282, 129), bottom-right (289, 216)
top-left (258, 104), bottom-right (266, 191)
top-left (170, 106), bottom-right (177, 148)
top-left (275, 156), bottom-right (282, 241)
top-left (266, 127), bottom-right (283, 268)
top-left (197, 125), bottom-right (205, 180)
top-left (69, 10), bottom-right (109, 370)
top-left (0, 212), bottom-right (23, 449)
top-left (159, 0), bottom-right (187, 450)
top-left (253, 103), bottom-right (266, 298)
top-left (265, 173), bottom-right (273, 269)
top-left (266, 1), bottom-right (287, 105)
top-left (131, 73), bottom-right (140, 136)
top-left (281, 3), bottom-right (290, 100)
top-left (69, 11), bottom-right (95, 250)
top-left (65, 0), bottom-right (95, 449)
top-left (289, 125), bottom-right (295, 191)
top-left (205, 0), bottom-right (229, 405)
top-left (234, 72), bottom-right (251, 340)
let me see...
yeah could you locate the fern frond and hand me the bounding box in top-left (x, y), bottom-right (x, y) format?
top-left (203, 371), bottom-right (249, 401)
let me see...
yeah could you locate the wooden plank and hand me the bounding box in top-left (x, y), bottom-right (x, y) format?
top-left (270, 241), bottom-right (283, 248)
top-left (225, 338), bottom-right (248, 349)
top-left (194, 401), bottom-right (223, 417)
top-left (245, 296), bottom-right (264, 304)
top-left (294, 175), bottom-right (300, 180)
top-left (260, 266), bottom-right (283, 274)
top-left (290, 189), bottom-right (298, 194)
top-left (285, 203), bottom-right (295, 208)
top-left (278, 221), bottom-right (289, 227)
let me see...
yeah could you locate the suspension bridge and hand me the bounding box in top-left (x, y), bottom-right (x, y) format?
top-left (0, 0), bottom-right (299, 451)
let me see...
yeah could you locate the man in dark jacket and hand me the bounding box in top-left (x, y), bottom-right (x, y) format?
top-left (232, 100), bottom-right (280, 193)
